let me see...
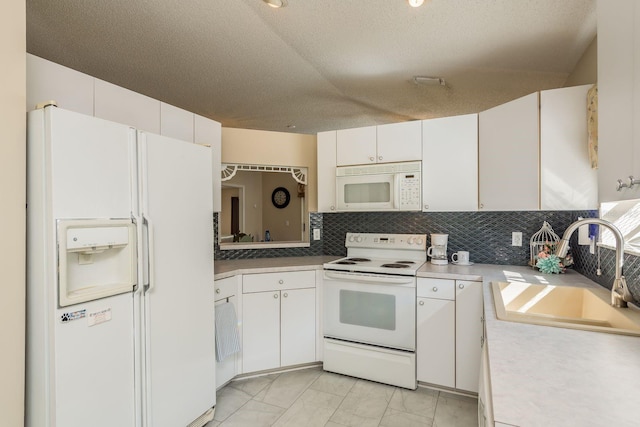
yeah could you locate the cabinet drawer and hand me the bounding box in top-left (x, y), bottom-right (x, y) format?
top-left (243, 270), bottom-right (316, 293)
top-left (214, 277), bottom-right (237, 301)
top-left (417, 278), bottom-right (455, 300)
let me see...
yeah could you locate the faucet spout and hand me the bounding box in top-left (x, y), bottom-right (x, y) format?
top-left (555, 218), bottom-right (633, 308)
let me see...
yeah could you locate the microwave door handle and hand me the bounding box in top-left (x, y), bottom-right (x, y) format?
top-left (393, 174), bottom-right (400, 210)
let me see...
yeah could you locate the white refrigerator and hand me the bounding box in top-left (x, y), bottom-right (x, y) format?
top-left (26, 106), bottom-right (216, 427)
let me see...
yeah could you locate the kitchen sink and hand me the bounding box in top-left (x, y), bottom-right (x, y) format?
top-left (491, 281), bottom-right (640, 336)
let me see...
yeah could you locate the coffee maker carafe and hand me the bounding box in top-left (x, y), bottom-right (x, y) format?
top-left (427, 233), bottom-right (448, 265)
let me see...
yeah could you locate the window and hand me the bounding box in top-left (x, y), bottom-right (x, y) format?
top-left (600, 198), bottom-right (640, 255)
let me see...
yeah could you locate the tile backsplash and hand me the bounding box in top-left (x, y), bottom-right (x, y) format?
top-left (214, 210), bottom-right (640, 304)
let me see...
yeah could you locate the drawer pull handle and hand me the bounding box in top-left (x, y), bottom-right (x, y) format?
top-left (274, 293), bottom-right (279, 299)
top-left (279, 279), bottom-right (284, 284)
top-left (459, 284), bottom-right (465, 289)
top-left (283, 292), bottom-right (288, 298)
top-left (432, 287), bottom-right (438, 292)
top-left (215, 288), bottom-right (220, 294)
top-left (419, 300), bottom-right (425, 306)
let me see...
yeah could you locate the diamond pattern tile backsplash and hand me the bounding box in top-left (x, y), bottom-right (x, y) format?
top-left (213, 209), bottom-right (640, 304)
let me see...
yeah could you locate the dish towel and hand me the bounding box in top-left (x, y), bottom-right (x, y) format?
top-left (215, 302), bottom-right (241, 362)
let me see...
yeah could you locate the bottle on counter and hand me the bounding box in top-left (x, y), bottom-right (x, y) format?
top-left (265, 230), bottom-right (271, 242)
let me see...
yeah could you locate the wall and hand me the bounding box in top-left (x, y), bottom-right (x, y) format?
top-left (564, 35), bottom-right (597, 87)
top-left (1, 1), bottom-right (26, 425)
top-left (221, 127), bottom-right (317, 212)
top-left (262, 172), bottom-right (303, 242)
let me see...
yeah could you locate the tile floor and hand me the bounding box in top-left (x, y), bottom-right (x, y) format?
top-left (206, 367), bottom-right (478, 427)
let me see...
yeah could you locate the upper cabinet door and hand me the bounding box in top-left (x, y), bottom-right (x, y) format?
top-left (479, 93), bottom-right (539, 211)
top-left (422, 114), bottom-right (478, 211)
top-left (336, 126), bottom-right (377, 166)
top-left (160, 102), bottom-right (194, 143)
top-left (540, 85), bottom-right (597, 210)
top-left (317, 130), bottom-right (337, 212)
top-left (597, 0), bottom-right (640, 202)
top-left (195, 114), bottom-right (222, 212)
top-left (377, 121), bottom-right (422, 163)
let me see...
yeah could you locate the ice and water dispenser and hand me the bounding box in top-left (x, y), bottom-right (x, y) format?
top-left (57, 219), bottom-right (137, 307)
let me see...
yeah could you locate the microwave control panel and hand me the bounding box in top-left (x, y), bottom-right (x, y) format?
top-left (398, 174), bottom-right (421, 210)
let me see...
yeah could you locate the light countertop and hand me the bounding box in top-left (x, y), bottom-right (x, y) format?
top-left (419, 262), bottom-right (640, 427)
top-left (215, 257), bottom-right (640, 426)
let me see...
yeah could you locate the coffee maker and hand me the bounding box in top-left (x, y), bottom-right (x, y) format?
top-left (427, 233), bottom-right (448, 265)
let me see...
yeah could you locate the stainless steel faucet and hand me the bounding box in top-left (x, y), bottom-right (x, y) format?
top-left (555, 218), bottom-right (634, 308)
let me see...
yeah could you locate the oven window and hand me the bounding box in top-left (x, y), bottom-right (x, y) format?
top-left (339, 290), bottom-right (396, 330)
top-left (344, 182), bottom-right (390, 203)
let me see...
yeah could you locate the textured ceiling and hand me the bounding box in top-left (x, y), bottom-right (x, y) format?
top-left (26, 0), bottom-right (596, 134)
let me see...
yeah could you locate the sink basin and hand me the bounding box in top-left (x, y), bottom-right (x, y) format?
top-left (492, 281), bottom-right (640, 336)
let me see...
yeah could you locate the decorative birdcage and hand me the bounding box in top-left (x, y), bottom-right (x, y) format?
top-left (529, 221), bottom-right (560, 267)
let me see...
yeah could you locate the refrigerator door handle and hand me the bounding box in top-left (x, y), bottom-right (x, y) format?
top-left (142, 214), bottom-right (155, 292)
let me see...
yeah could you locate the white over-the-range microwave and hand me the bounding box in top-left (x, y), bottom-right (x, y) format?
top-left (335, 161), bottom-right (421, 211)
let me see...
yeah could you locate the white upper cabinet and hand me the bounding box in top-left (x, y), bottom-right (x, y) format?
top-left (195, 114), bottom-right (222, 212)
top-left (597, 0), bottom-right (640, 202)
top-left (376, 121), bottom-right (422, 163)
top-left (422, 114), bottom-right (478, 211)
top-left (27, 54), bottom-right (94, 115)
top-left (540, 85), bottom-right (597, 210)
top-left (336, 121), bottom-right (421, 166)
top-left (160, 102), bottom-right (194, 142)
top-left (479, 92), bottom-right (539, 211)
top-left (336, 125), bottom-right (377, 166)
top-left (94, 79), bottom-right (161, 134)
top-left (317, 130), bottom-right (337, 212)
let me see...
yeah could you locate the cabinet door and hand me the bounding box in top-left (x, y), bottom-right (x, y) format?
top-left (160, 102), bottom-right (194, 142)
top-left (281, 288), bottom-right (316, 366)
top-left (540, 86), bottom-right (597, 210)
top-left (242, 291), bottom-right (280, 373)
top-left (416, 297), bottom-right (455, 388)
top-left (317, 131), bottom-right (337, 212)
top-left (422, 114), bottom-right (478, 211)
top-left (479, 93), bottom-right (539, 210)
top-left (597, 0), bottom-right (639, 202)
top-left (455, 281), bottom-right (483, 393)
top-left (215, 295), bottom-right (238, 389)
top-left (377, 121), bottom-right (422, 163)
top-left (194, 115), bottom-right (222, 212)
top-left (336, 126), bottom-right (377, 166)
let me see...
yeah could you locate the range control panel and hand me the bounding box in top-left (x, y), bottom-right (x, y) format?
top-left (345, 233), bottom-right (427, 250)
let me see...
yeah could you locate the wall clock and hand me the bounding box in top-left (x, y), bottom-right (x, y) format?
top-left (271, 187), bottom-right (290, 209)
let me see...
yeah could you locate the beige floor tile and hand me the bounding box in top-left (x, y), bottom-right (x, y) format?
top-left (433, 392), bottom-right (478, 427)
top-left (253, 368), bottom-right (324, 409)
top-left (230, 373), bottom-right (280, 397)
top-left (214, 386), bottom-right (253, 422)
top-left (272, 388), bottom-right (344, 427)
top-left (310, 372), bottom-right (357, 397)
top-left (220, 400), bottom-right (284, 427)
top-left (388, 387), bottom-right (438, 419)
top-left (379, 407), bottom-right (434, 427)
top-left (329, 380), bottom-right (395, 427)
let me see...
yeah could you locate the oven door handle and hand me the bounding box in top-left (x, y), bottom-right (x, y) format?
top-left (324, 271), bottom-right (415, 285)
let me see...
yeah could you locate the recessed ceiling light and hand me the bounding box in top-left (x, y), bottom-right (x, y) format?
top-left (407, 0), bottom-right (425, 7)
top-left (263, 0), bottom-right (287, 8)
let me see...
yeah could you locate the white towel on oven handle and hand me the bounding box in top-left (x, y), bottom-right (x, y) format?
top-left (215, 301), bottom-right (241, 362)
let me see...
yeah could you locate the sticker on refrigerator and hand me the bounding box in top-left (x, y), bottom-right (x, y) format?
top-left (60, 309), bottom-right (86, 323)
top-left (88, 308), bottom-right (112, 327)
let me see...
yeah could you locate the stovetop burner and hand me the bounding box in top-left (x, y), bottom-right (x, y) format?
top-left (345, 257), bottom-right (371, 262)
top-left (395, 261), bottom-right (415, 264)
top-left (335, 261), bottom-right (357, 265)
top-left (380, 263), bottom-right (411, 269)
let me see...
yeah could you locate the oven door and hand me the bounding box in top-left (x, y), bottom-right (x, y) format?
top-left (336, 173), bottom-right (396, 211)
top-left (323, 270), bottom-right (416, 351)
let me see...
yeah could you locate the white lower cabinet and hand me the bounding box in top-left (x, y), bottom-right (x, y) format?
top-left (417, 277), bottom-right (483, 393)
top-left (242, 271), bottom-right (316, 373)
top-left (478, 330), bottom-right (494, 427)
top-left (416, 278), bottom-right (455, 387)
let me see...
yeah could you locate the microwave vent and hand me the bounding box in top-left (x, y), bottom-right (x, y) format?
top-left (337, 161), bottom-right (421, 177)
